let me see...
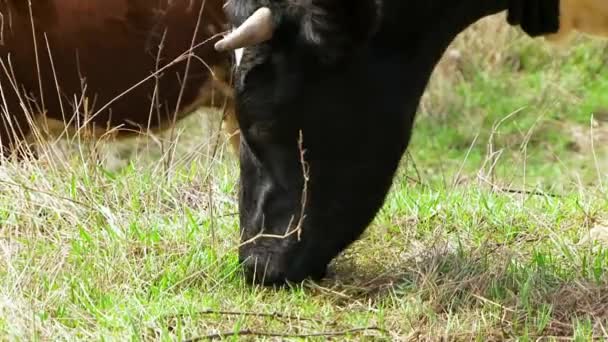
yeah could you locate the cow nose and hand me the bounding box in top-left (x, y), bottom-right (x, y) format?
top-left (240, 252), bottom-right (329, 286)
top-left (241, 255), bottom-right (287, 286)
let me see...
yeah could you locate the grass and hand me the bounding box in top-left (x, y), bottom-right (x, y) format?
top-left (1, 13), bottom-right (608, 340)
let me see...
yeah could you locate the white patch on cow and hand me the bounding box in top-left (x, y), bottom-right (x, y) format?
top-left (235, 47), bottom-right (244, 66)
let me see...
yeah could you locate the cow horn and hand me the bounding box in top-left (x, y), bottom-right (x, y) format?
top-left (214, 7), bottom-right (273, 51)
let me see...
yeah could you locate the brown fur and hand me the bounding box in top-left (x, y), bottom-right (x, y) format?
top-left (546, 0), bottom-right (608, 42)
top-left (0, 0), bottom-right (239, 158)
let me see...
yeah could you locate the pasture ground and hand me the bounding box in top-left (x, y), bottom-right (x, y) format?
top-left (1, 14), bottom-right (607, 340)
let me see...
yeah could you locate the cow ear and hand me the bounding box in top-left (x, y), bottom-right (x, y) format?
top-left (298, 0), bottom-right (381, 63)
top-left (507, 0), bottom-right (560, 37)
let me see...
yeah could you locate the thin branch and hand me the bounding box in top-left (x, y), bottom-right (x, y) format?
top-left (236, 130), bottom-right (310, 249)
top-left (165, 309), bottom-right (335, 326)
top-left (478, 176), bottom-right (561, 198)
top-left (496, 187), bottom-right (561, 198)
top-left (183, 326), bottom-right (387, 341)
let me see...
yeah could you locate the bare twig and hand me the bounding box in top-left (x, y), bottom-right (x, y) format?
top-left (183, 326), bottom-right (387, 341)
top-left (295, 130), bottom-right (309, 241)
top-left (477, 175), bottom-right (561, 198)
top-left (165, 309), bottom-right (335, 326)
top-left (496, 186), bottom-right (561, 198)
top-left (236, 130), bottom-right (310, 249)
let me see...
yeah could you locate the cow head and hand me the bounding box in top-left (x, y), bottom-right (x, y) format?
top-left (216, 0), bottom-right (395, 286)
top-left (215, 0), bottom-right (562, 286)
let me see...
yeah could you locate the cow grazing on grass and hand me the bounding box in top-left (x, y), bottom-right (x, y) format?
top-left (214, 0), bottom-right (608, 286)
top-left (0, 0), bottom-right (239, 159)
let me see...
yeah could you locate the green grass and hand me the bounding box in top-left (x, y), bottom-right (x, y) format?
top-left (1, 15), bottom-right (608, 340)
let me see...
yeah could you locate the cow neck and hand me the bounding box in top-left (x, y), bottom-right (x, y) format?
top-left (369, 0), bottom-right (510, 104)
top-left (376, 0), bottom-right (509, 50)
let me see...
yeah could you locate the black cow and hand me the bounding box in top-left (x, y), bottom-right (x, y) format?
top-left (214, 0), bottom-right (565, 286)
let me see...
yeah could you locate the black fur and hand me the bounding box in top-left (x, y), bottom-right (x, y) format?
top-left (507, 0), bottom-right (560, 37)
top-left (228, 0), bottom-right (562, 286)
top-left (226, 0), bottom-right (381, 64)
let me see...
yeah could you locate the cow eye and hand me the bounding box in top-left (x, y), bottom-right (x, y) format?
top-left (247, 120), bottom-right (276, 143)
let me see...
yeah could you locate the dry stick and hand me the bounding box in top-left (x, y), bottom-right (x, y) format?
top-left (183, 326), bottom-right (388, 341)
top-left (165, 309), bottom-right (336, 326)
top-left (477, 175), bottom-right (560, 198)
top-left (496, 187), bottom-right (561, 198)
top-left (295, 130), bottom-right (309, 241)
top-left (236, 130), bottom-right (310, 250)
